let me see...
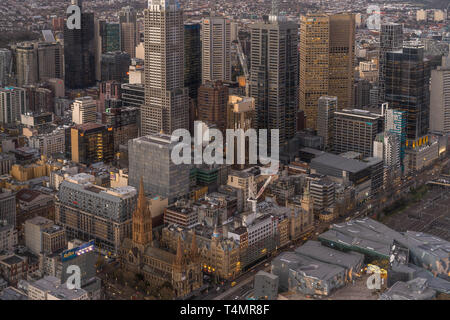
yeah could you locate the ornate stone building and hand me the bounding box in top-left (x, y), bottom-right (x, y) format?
top-left (119, 179), bottom-right (203, 298)
top-left (161, 224), bottom-right (241, 281)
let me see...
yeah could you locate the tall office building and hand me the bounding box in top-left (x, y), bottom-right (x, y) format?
top-left (378, 23), bottom-right (403, 104)
top-left (100, 51), bottom-right (131, 82)
top-left (249, 12), bottom-right (298, 143)
top-left (201, 16), bottom-right (231, 83)
top-left (71, 123), bottom-right (114, 165)
top-left (72, 96), bottom-right (97, 124)
top-left (95, 21), bottom-right (122, 81)
top-left (37, 42), bottom-right (64, 81)
top-left (119, 6), bottom-right (139, 58)
top-left (317, 96), bottom-right (337, 151)
top-left (353, 79), bottom-right (372, 109)
top-left (333, 109), bottom-right (383, 158)
top-left (0, 190), bottom-right (16, 228)
top-left (0, 86), bottom-right (27, 124)
top-left (128, 134), bottom-right (190, 203)
top-left (299, 14), bottom-right (329, 130)
top-left (197, 80), bottom-right (229, 133)
top-left (15, 42), bottom-right (38, 87)
top-left (0, 49), bottom-right (12, 87)
top-left (384, 45), bottom-right (430, 141)
top-left (328, 14), bottom-right (355, 112)
top-left (141, 0), bottom-right (189, 136)
top-left (121, 83), bottom-right (145, 108)
top-left (299, 13), bottom-right (355, 130)
top-left (373, 132), bottom-right (401, 170)
top-left (430, 66), bottom-right (450, 134)
top-left (385, 107), bottom-right (407, 170)
top-left (184, 23), bottom-right (201, 101)
top-left (64, 0), bottom-right (95, 89)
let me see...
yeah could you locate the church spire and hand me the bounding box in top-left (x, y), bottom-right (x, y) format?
top-left (132, 178), bottom-right (153, 247)
top-left (191, 231), bottom-right (198, 261)
top-left (174, 235), bottom-right (184, 268)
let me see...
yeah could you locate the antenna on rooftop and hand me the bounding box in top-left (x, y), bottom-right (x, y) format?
top-left (271, 0), bottom-right (279, 17)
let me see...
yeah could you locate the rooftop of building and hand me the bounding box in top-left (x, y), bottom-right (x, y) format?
top-left (60, 179), bottom-right (136, 201)
top-left (30, 276), bottom-right (88, 300)
top-left (379, 278), bottom-right (436, 300)
top-left (334, 108), bottom-right (382, 120)
top-left (24, 215), bottom-right (53, 226)
top-left (275, 251), bottom-right (345, 282)
top-left (255, 270), bottom-right (279, 280)
top-left (0, 254), bottom-right (25, 266)
top-left (72, 123), bottom-right (107, 132)
top-left (131, 133), bottom-right (177, 146)
top-left (311, 153), bottom-right (371, 173)
top-left (0, 287), bottom-right (28, 300)
top-left (16, 189), bottom-right (45, 203)
top-left (295, 241), bottom-right (364, 271)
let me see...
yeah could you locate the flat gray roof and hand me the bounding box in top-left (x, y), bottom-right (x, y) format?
top-left (274, 251), bottom-right (345, 282)
top-left (295, 240), bottom-right (364, 270)
top-left (311, 153), bottom-right (370, 173)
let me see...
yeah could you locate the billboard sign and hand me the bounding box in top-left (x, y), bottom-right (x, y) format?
top-left (61, 240), bottom-right (95, 262)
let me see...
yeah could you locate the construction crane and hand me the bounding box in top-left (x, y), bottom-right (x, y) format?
top-left (247, 173), bottom-right (277, 214)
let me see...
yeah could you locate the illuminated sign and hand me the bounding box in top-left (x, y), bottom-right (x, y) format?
top-left (61, 240), bottom-right (95, 262)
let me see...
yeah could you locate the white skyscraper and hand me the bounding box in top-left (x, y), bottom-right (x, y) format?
top-left (141, 0), bottom-right (189, 136)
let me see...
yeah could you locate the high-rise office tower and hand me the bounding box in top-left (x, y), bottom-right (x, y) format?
top-left (201, 16), bottom-right (231, 84)
top-left (299, 13), bottom-right (355, 130)
top-left (299, 14), bottom-right (329, 130)
top-left (119, 6), bottom-right (139, 58)
top-left (249, 12), bottom-right (298, 144)
top-left (71, 96), bottom-right (97, 124)
top-left (0, 190), bottom-right (16, 228)
top-left (385, 107), bottom-right (407, 170)
top-left (141, 0), bottom-right (189, 136)
top-left (15, 42), bottom-right (38, 87)
top-left (317, 96), bottom-right (337, 151)
top-left (121, 83), bottom-right (145, 108)
top-left (95, 21), bottom-right (121, 81)
top-left (184, 23), bottom-right (201, 101)
top-left (0, 49), bottom-right (12, 87)
top-left (333, 109), bottom-right (383, 158)
top-left (353, 79), bottom-right (372, 109)
top-left (185, 23), bottom-right (201, 134)
top-left (100, 51), bottom-right (131, 82)
top-left (0, 87), bottom-right (27, 124)
top-left (37, 42), bottom-right (64, 82)
top-left (64, 0), bottom-right (95, 89)
top-left (373, 132), bottom-right (401, 170)
top-left (430, 66), bottom-right (450, 134)
top-left (378, 23), bottom-right (403, 104)
top-left (71, 123), bottom-right (114, 164)
top-left (197, 80), bottom-right (229, 133)
top-left (128, 134), bottom-right (190, 203)
top-left (384, 45), bottom-right (430, 141)
top-left (329, 14), bottom-right (355, 112)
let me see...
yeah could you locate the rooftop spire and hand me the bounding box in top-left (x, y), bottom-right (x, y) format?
top-left (271, 0), bottom-right (279, 17)
top-left (191, 232), bottom-right (198, 261)
top-left (132, 177), bottom-right (153, 246)
top-left (136, 177), bottom-right (147, 216)
top-left (174, 235), bottom-right (184, 267)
